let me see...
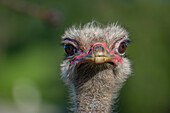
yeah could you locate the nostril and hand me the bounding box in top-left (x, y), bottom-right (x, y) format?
top-left (94, 45), bottom-right (105, 52)
top-left (93, 45), bottom-right (105, 57)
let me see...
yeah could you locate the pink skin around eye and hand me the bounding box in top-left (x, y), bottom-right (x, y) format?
top-left (114, 36), bottom-right (127, 53)
top-left (68, 36), bottom-right (128, 65)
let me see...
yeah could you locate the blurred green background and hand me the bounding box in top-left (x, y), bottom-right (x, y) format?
top-left (0, 0), bottom-right (169, 113)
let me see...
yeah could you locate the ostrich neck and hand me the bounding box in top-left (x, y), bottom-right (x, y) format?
top-left (73, 66), bottom-right (118, 113)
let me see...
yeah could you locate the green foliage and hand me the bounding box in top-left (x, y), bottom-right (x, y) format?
top-left (0, 0), bottom-right (169, 113)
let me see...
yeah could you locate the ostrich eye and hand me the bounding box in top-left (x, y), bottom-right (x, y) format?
top-left (64, 44), bottom-right (77, 56)
top-left (118, 42), bottom-right (127, 54)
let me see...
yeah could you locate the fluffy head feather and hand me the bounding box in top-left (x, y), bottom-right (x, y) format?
top-left (61, 21), bottom-right (131, 84)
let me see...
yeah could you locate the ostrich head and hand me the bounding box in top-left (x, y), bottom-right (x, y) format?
top-left (60, 21), bottom-right (131, 113)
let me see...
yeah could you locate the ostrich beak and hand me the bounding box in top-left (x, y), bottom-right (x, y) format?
top-left (85, 45), bottom-right (113, 63)
top-left (84, 43), bottom-right (121, 64)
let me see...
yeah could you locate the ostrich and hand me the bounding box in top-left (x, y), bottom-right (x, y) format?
top-left (60, 21), bottom-right (131, 113)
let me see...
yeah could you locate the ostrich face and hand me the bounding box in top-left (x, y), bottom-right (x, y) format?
top-left (60, 22), bottom-right (131, 84)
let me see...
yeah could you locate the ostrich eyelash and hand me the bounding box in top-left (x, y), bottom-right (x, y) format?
top-left (124, 39), bottom-right (131, 44)
top-left (61, 39), bottom-right (79, 48)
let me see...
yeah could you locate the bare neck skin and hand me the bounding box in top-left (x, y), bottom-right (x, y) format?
top-left (72, 64), bottom-right (118, 113)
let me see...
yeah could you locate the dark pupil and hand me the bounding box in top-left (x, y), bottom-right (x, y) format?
top-left (118, 42), bottom-right (127, 54)
top-left (65, 44), bottom-right (76, 56)
top-left (122, 44), bottom-right (125, 49)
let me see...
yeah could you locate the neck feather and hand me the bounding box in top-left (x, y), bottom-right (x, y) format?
top-left (71, 64), bottom-right (121, 113)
